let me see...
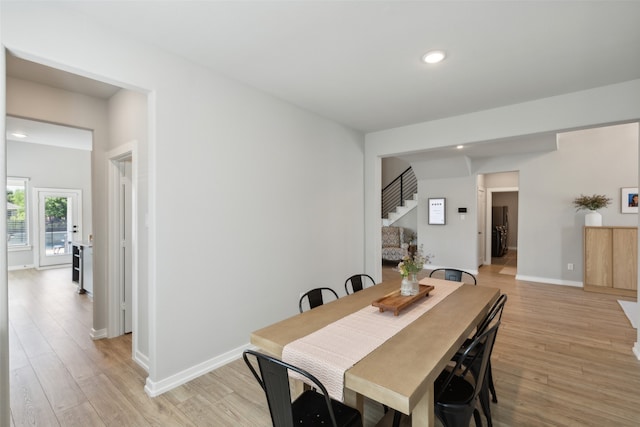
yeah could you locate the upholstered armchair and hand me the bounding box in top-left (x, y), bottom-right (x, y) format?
top-left (381, 226), bottom-right (408, 262)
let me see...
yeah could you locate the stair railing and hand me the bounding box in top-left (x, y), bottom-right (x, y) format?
top-left (382, 167), bottom-right (417, 218)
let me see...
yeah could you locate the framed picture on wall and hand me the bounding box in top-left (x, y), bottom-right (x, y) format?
top-left (428, 197), bottom-right (446, 225)
top-left (621, 187), bottom-right (638, 213)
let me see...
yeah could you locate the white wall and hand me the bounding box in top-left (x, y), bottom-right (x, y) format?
top-left (0, 18), bottom-right (9, 423)
top-left (6, 139), bottom-right (92, 269)
top-left (416, 175), bottom-right (479, 271)
top-left (1, 2), bottom-right (366, 395)
top-left (515, 123), bottom-right (638, 284)
top-left (381, 157), bottom-right (410, 188)
top-left (365, 81), bottom-right (640, 283)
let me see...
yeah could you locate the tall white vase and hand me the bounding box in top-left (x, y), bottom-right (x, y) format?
top-left (585, 210), bottom-right (602, 226)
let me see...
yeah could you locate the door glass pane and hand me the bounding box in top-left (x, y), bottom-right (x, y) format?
top-left (44, 196), bottom-right (71, 256)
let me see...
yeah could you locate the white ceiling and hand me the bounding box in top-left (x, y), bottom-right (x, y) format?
top-left (5, 116), bottom-right (93, 151)
top-left (5, 1), bottom-right (640, 157)
top-left (60, 0), bottom-right (640, 133)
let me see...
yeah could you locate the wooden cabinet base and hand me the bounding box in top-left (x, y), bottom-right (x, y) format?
top-left (583, 226), bottom-right (637, 297)
top-left (583, 284), bottom-right (636, 298)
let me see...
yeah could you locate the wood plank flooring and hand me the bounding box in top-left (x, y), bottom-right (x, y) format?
top-left (8, 257), bottom-right (640, 426)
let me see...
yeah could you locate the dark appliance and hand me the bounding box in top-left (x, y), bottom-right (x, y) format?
top-left (492, 206), bottom-right (509, 257)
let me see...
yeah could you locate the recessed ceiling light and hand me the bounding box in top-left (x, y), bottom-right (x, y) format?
top-left (456, 145), bottom-right (464, 150)
top-left (422, 50), bottom-right (446, 64)
top-left (11, 132), bottom-right (28, 138)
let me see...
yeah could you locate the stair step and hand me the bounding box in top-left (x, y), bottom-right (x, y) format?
top-left (382, 193), bottom-right (419, 226)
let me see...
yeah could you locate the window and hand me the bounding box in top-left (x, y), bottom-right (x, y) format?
top-left (7, 177), bottom-right (29, 248)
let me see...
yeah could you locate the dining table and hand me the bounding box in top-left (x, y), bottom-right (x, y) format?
top-left (250, 276), bottom-right (500, 427)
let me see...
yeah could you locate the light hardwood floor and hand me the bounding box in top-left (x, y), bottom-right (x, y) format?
top-left (8, 259), bottom-right (640, 426)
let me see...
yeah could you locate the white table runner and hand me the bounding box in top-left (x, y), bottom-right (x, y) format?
top-left (282, 280), bottom-right (464, 401)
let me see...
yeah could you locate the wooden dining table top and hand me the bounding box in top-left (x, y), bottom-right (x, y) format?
top-left (250, 277), bottom-right (500, 426)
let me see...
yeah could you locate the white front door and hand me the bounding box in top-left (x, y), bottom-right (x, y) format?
top-left (37, 189), bottom-right (82, 267)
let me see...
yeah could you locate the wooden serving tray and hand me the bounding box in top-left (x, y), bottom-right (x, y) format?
top-left (371, 284), bottom-right (435, 316)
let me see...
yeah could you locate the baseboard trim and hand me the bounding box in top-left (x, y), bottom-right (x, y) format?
top-left (8, 264), bottom-right (35, 271)
top-left (134, 350), bottom-right (150, 372)
top-left (515, 274), bottom-right (582, 288)
top-left (35, 264), bottom-right (72, 271)
top-left (633, 342), bottom-right (640, 360)
top-left (144, 342), bottom-right (253, 397)
top-left (90, 328), bottom-right (108, 340)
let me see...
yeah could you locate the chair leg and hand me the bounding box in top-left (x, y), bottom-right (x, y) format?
top-left (392, 410), bottom-right (402, 427)
top-left (479, 383), bottom-right (493, 427)
top-left (473, 408), bottom-right (483, 427)
top-left (487, 362), bottom-right (498, 403)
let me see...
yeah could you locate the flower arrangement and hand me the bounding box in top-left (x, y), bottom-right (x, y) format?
top-left (397, 245), bottom-right (432, 278)
top-left (572, 194), bottom-right (612, 211)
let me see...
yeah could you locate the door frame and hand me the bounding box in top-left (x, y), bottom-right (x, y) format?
top-left (33, 187), bottom-right (82, 269)
top-left (107, 142), bottom-right (140, 359)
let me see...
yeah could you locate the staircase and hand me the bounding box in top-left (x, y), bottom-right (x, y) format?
top-left (382, 193), bottom-right (418, 226)
top-left (382, 167), bottom-right (417, 226)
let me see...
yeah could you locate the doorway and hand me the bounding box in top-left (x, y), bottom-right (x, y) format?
top-left (485, 187), bottom-right (519, 272)
top-left (35, 189), bottom-right (82, 268)
top-left (108, 143), bottom-right (137, 341)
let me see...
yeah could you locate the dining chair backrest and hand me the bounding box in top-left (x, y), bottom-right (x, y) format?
top-left (429, 268), bottom-right (477, 285)
top-left (243, 350), bottom-right (362, 427)
top-left (344, 274), bottom-right (375, 295)
top-left (475, 293), bottom-right (507, 338)
top-left (434, 321), bottom-right (501, 427)
top-left (299, 287), bottom-right (339, 313)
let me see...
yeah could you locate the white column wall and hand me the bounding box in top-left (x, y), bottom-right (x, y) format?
top-left (107, 89), bottom-right (149, 360)
top-left (0, 13), bottom-right (10, 422)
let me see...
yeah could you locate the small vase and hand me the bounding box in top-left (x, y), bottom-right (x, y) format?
top-left (585, 210), bottom-right (602, 226)
top-left (410, 273), bottom-right (419, 296)
top-left (401, 273), bottom-right (419, 296)
top-left (400, 276), bottom-right (413, 296)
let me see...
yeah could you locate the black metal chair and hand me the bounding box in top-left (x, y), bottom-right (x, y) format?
top-left (243, 350), bottom-right (363, 427)
top-left (344, 274), bottom-right (375, 295)
top-left (392, 322), bottom-right (501, 427)
top-left (429, 268), bottom-right (477, 285)
top-left (299, 287), bottom-right (339, 313)
top-left (451, 294), bottom-right (507, 427)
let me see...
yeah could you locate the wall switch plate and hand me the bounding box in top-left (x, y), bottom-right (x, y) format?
top-left (567, 263), bottom-right (574, 271)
